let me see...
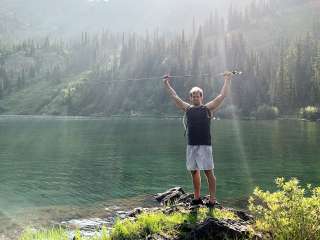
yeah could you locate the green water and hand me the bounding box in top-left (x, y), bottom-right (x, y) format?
top-left (0, 116), bottom-right (319, 236)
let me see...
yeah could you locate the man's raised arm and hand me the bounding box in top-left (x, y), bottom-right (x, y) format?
top-left (205, 72), bottom-right (232, 112)
top-left (163, 76), bottom-right (190, 112)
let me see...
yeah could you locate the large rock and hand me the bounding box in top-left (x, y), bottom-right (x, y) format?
top-left (185, 218), bottom-right (262, 240)
top-left (154, 187), bottom-right (185, 204)
top-left (154, 187), bottom-right (261, 240)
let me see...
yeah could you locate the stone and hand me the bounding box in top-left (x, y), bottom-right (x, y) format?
top-left (185, 218), bottom-right (259, 240)
top-left (145, 233), bottom-right (170, 240)
top-left (234, 209), bottom-right (254, 222)
top-left (154, 187), bottom-right (184, 203)
top-left (128, 207), bottom-right (143, 217)
top-left (162, 191), bottom-right (184, 205)
top-left (177, 193), bottom-right (194, 204)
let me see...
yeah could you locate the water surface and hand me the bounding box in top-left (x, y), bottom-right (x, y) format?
top-left (0, 116), bottom-right (319, 237)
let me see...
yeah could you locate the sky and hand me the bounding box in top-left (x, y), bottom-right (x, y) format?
top-left (1, 0), bottom-right (253, 40)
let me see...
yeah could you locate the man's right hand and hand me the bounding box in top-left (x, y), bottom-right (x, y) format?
top-left (163, 74), bottom-right (170, 84)
top-left (162, 73), bottom-right (190, 111)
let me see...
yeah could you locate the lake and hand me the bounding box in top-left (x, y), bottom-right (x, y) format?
top-left (0, 116), bottom-right (319, 238)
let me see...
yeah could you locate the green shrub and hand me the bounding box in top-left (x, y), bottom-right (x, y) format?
top-left (249, 178), bottom-right (320, 240)
top-left (255, 105), bottom-right (279, 120)
top-left (299, 106), bottom-right (320, 121)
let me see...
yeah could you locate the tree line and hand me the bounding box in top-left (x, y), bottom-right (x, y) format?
top-left (0, 0), bottom-right (319, 116)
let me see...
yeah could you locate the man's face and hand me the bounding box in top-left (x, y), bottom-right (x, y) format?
top-left (190, 92), bottom-right (203, 106)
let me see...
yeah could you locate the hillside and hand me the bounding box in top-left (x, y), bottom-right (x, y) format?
top-left (0, 0), bottom-right (319, 117)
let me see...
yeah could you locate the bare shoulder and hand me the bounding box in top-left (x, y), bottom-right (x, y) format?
top-left (182, 102), bottom-right (191, 112)
top-left (205, 95), bottom-right (224, 111)
top-left (204, 101), bottom-right (214, 110)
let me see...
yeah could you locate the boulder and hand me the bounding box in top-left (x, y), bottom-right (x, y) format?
top-left (185, 218), bottom-right (262, 240)
top-left (154, 187), bottom-right (185, 203)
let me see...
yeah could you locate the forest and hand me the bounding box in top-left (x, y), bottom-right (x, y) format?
top-left (0, 0), bottom-right (319, 118)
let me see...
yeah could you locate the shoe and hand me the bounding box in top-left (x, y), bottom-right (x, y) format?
top-left (190, 198), bottom-right (204, 205)
top-left (205, 200), bottom-right (219, 208)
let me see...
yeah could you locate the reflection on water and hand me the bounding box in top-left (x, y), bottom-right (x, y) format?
top-left (0, 116), bottom-right (319, 238)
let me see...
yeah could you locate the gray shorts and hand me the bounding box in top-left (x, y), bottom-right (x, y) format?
top-left (186, 145), bottom-right (214, 170)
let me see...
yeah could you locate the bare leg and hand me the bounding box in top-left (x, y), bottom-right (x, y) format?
top-left (191, 170), bottom-right (201, 199)
top-left (204, 169), bottom-right (216, 203)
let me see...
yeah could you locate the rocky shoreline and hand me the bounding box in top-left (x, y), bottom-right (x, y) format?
top-left (61, 187), bottom-right (262, 240)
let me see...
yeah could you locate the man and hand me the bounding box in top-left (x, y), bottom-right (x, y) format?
top-left (163, 72), bottom-right (233, 207)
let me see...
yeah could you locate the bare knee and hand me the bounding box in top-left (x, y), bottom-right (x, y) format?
top-left (191, 170), bottom-right (200, 176)
top-left (204, 170), bottom-right (215, 177)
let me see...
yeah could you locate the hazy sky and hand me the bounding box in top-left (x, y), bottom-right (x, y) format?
top-left (1, 0), bottom-right (253, 39)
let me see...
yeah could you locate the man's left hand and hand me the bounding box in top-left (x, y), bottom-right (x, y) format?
top-left (223, 71), bottom-right (233, 81)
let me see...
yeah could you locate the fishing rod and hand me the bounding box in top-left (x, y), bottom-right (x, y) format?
top-left (95, 70), bottom-right (242, 83)
top-left (216, 70), bottom-right (242, 76)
